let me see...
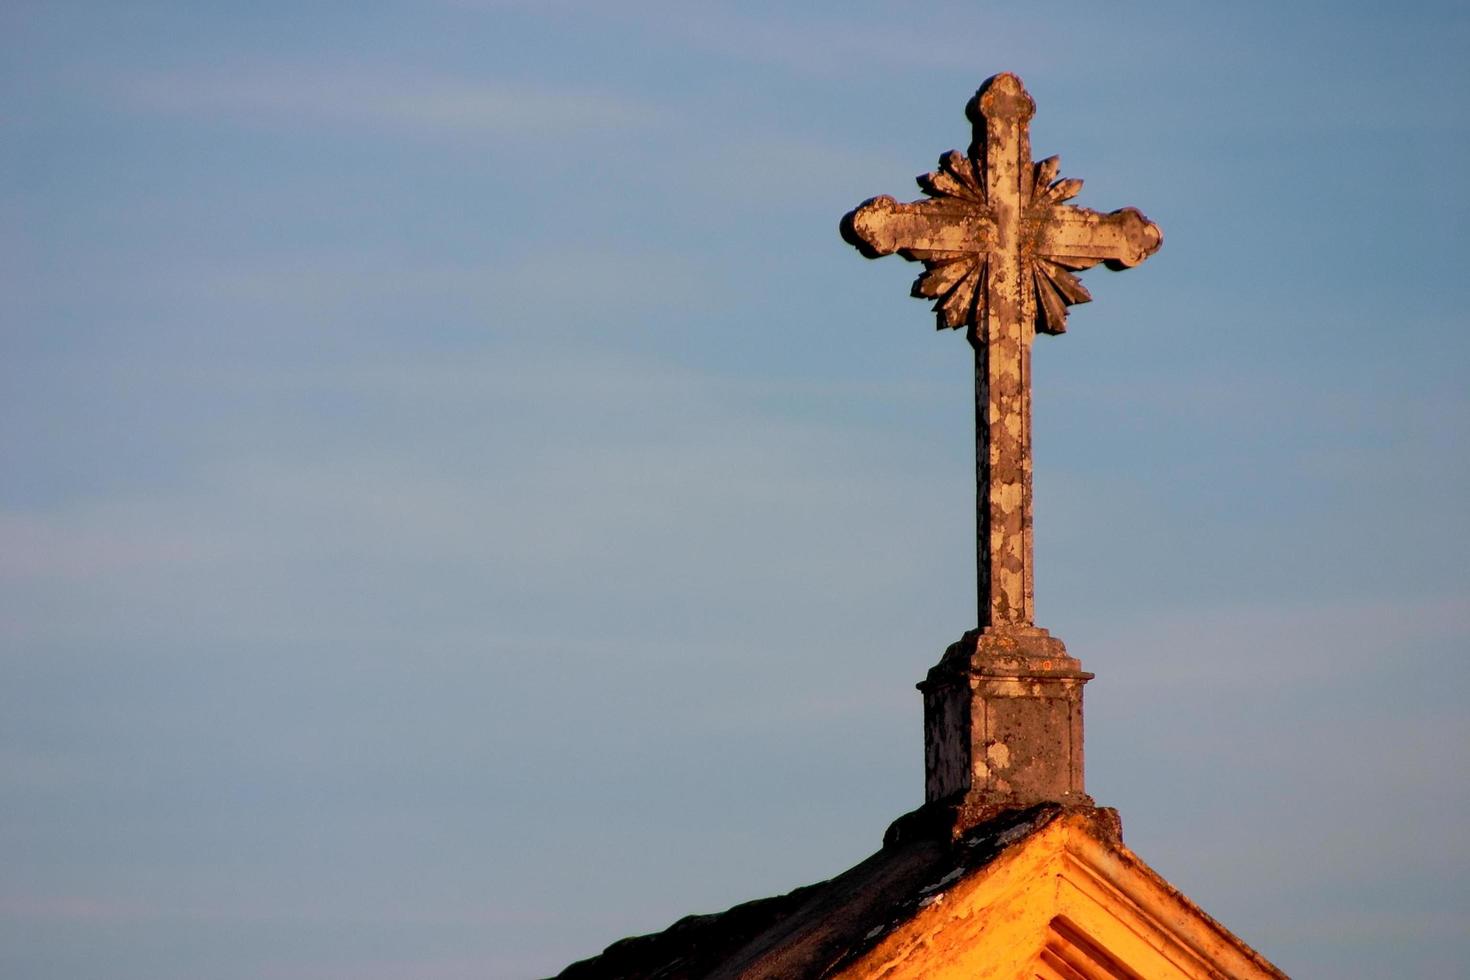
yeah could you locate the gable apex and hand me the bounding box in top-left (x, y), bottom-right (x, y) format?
top-left (836, 807), bottom-right (1284, 980)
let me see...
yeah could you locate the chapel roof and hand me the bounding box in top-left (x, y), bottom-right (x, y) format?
top-left (553, 804), bottom-right (1287, 980)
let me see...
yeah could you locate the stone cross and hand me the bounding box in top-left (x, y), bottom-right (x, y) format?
top-left (842, 73), bottom-right (1161, 632)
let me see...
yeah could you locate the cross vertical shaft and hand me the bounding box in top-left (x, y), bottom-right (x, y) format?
top-left (973, 78), bottom-right (1036, 629)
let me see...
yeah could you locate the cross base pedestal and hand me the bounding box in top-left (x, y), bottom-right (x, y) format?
top-left (916, 626), bottom-right (1093, 837)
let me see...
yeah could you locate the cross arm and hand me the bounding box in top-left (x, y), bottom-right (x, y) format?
top-left (841, 194), bottom-right (997, 331)
top-left (841, 195), bottom-right (996, 260)
top-left (1035, 204), bottom-right (1162, 271)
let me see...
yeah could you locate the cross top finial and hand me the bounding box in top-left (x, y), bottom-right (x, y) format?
top-left (842, 73), bottom-right (1161, 629)
top-left (971, 71), bottom-right (1034, 126)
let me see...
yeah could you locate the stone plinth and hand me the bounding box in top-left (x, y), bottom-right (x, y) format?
top-left (918, 626), bottom-right (1092, 832)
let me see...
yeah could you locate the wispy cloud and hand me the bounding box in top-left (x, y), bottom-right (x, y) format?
top-left (153, 245), bottom-right (721, 329)
top-left (0, 891), bottom-right (559, 928)
top-left (0, 895), bottom-right (160, 925)
top-left (1085, 594), bottom-right (1470, 693)
top-left (0, 334), bottom-right (957, 662)
top-left (120, 69), bottom-right (656, 136)
top-left (444, 1), bottom-right (1057, 77)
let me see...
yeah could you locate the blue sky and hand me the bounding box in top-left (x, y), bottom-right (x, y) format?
top-left (3, 2), bottom-right (1467, 978)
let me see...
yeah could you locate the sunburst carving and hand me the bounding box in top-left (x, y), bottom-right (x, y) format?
top-left (842, 121), bottom-right (1160, 341)
top-left (863, 149), bottom-right (1150, 337)
top-left (1028, 155), bottom-right (1096, 337)
top-left (906, 150), bottom-right (992, 331)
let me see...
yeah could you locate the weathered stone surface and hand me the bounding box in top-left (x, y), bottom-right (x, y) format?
top-left (842, 73), bottom-right (1160, 830)
top-left (841, 72), bottom-right (1161, 630)
top-left (919, 628), bottom-right (1092, 821)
